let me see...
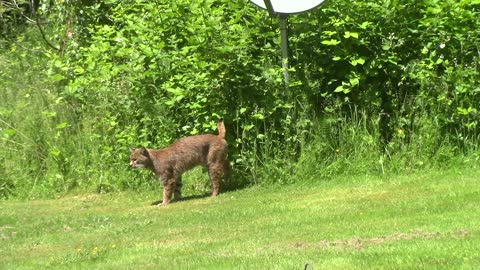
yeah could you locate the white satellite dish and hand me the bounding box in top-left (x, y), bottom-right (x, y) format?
top-left (248, 0), bottom-right (328, 87)
top-left (249, 0), bottom-right (327, 15)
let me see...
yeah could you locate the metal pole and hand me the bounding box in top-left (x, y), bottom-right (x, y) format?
top-left (279, 14), bottom-right (289, 86)
top-left (262, 0), bottom-right (276, 17)
top-left (262, 0), bottom-right (289, 87)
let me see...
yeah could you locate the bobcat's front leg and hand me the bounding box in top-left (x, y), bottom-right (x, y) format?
top-left (160, 176), bottom-right (175, 206)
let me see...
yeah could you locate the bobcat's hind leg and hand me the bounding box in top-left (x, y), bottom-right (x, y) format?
top-left (174, 176), bottom-right (183, 201)
top-left (208, 163), bottom-right (223, 197)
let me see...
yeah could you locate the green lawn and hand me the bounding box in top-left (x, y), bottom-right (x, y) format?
top-left (1, 168), bottom-right (479, 269)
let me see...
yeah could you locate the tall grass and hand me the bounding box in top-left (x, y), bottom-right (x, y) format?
top-left (0, 47), bottom-right (56, 198)
top-left (295, 108), bottom-right (382, 182)
top-left (250, 105), bottom-right (480, 186)
top-left (0, 42), bottom-right (150, 199)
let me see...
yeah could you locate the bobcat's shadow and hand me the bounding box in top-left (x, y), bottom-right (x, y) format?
top-left (150, 193), bottom-right (210, 206)
top-left (149, 173), bottom-right (250, 206)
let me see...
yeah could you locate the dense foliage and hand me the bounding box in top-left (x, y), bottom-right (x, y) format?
top-left (1, 0), bottom-right (479, 198)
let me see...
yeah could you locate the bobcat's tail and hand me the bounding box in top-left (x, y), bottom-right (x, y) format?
top-left (217, 118), bottom-right (226, 139)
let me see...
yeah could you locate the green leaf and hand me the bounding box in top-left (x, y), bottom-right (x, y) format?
top-left (42, 111), bottom-right (57, 117)
top-left (350, 57), bottom-right (365, 66)
top-left (349, 77), bottom-right (360, 86)
top-left (344, 31), bottom-right (359, 39)
top-left (50, 150), bottom-right (61, 157)
top-left (252, 113), bottom-right (265, 120)
top-left (321, 39), bottom-right (341, 46)
top-left (322, 30), bottom-right (337, 37)
top-left (51, 74), bottom-right (65, 82)
top-left (56, 122), bottom-right (70, 129)
top-left (334, 85), bottom-right (344, 93)
top-left (333, 85), bottom-right (351, 94)
top-left (457, 107), bottom-right (471, 115)
top-left (74, 68), bottom-right (85, 75)
top-left (359, 21), bottom-right (370, 29)
top-left (243, 124), bottom-right (255, 131)
top-left (3, 129), bottom-right (17, 138)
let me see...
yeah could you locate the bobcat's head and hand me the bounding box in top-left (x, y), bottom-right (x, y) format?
top-left (129, 148), bottom-right (151, 169)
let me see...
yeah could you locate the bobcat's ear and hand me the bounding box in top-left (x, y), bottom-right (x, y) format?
top-left (130, 148), bottom-right (136, 153)
top-left (141, 147), bottom-right (149, 156)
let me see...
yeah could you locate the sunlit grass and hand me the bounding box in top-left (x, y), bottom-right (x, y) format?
top-left (1, 168), bottom-right (479, 269)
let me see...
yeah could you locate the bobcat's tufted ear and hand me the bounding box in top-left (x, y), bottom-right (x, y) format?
top-left (141, 147), bottom-right (149, 156)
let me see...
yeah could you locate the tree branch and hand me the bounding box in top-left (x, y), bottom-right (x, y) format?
top-left (35, 17), bottom-right (60, 51)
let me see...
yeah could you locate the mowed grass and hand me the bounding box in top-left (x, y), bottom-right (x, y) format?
top-left (1, 168), bottom-right (480, 269)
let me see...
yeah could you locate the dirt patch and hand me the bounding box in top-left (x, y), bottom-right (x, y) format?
top-left (292, 229), bottom-right (471, 250)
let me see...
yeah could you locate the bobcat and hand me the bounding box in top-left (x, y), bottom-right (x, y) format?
top-left (130, 119), bottom-right (231, 205)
